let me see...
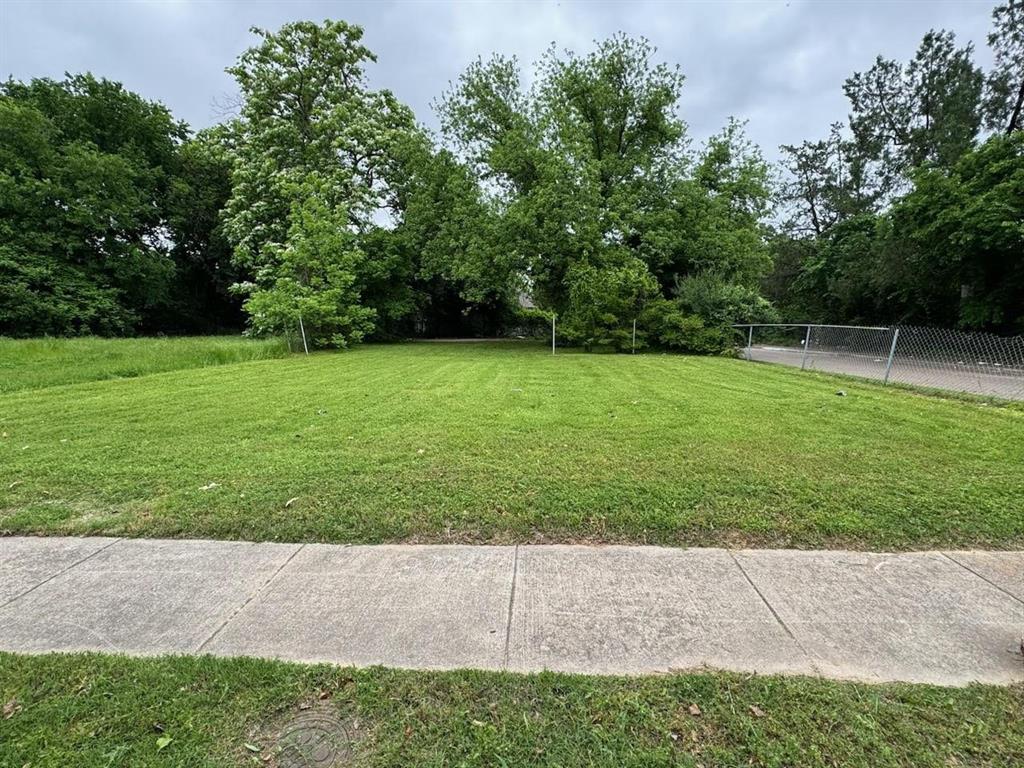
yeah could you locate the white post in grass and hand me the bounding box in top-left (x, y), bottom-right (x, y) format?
top-left (298, 314), bottom-right (309, 355)
top-left (551, 313), bottom-right (556, 355)
top-left (746, 325), bottom-right (753, 361)
top-left (632, 318), bottom-right (637, 354)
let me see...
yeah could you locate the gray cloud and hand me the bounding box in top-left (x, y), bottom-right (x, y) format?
top-left (0, 0), bottom-right (996, 162)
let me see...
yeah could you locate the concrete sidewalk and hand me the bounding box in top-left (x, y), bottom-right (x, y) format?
top-left (1, 537), bottom-right (1021, 686)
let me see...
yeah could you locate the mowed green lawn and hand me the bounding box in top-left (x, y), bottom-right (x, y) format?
top-left (1, 340), bottom-right (1022, 548)
top-left (2, 652), bottom-right (1021, 767)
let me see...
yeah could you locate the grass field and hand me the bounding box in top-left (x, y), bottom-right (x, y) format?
top-left (2, 340), bottom-right (1022, 549)
top-left (0, 335), bottom-right (288, 393)
top-left (1, 652), bottom-right (1021, 767)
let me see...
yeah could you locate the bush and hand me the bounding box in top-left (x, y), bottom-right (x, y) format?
top-left (560, 258), bottom-right (658, 352)
top-left (501, 306), bottom-right (552, 339)
top-left (639, 298), bottom-right (731, 354)
top-left (675, 272), bottom-right (777, 327)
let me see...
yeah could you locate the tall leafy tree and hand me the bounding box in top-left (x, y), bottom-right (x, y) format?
top-left (163, 128), bottom-right (246, 332)
top-left (0, 75), bottom-right (187, 336)
top-left (887, 133), bottom-right (1024, 331)
top-left (223, 20), bottom-right (416, 345)
top-left (438, 36), bottom-right (689, 311)
top-left (242, 181), bottom-right (376, 347)
top-left (778, 123), bottom-right (878, 238)
top-left (771, 8), bottom-right (1024, 333)
top-left (844, 30), bottom-right (984, 192)
top-left (439, 35), bottom-right (773, 344)
top-left (357, 134), bottom-right (522, 339)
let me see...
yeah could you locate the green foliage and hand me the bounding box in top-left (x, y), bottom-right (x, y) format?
top-left (2, 24), bottom-right (778, 352)
top-left (773, 10), bottom-right (1024, 333)
top-left (844, 30), bottom-right (984, 191)
top-left (638, 299), bottom-right (730, 354)
top-left (439, 37), bottom-right (774, 343)
top-left (503, 306), bottom-right (552, 338)
top-left (378, 136), bottom-right (521, 338)
top-left (644, 121), bottom-right (774, 292)
top-left (242, 187), bottom-right (375, 347)
top-left (0, 77), bottom-right (182, 336)
top-left (778, 123), bottom-right (880, 238)
top-left (223, 20), bottom-right (415, 346)
top-left (674, 271), bottom-right (777, 327)
top-left (888, 132), bottom-right (1024, 331)
top-left (561, 257), bottom-right (657, 351)
top-left (0, 75), bottom-right (245, 337)
top-left (984, 1), bottom-right (1024, 134)
top-left (775, 134), bottom-right (1024, 332)
top-left (163, 129), bottom-right (245, 333)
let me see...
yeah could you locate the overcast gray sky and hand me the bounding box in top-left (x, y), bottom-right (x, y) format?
top-left (0, 0), bottom-right (999, 161)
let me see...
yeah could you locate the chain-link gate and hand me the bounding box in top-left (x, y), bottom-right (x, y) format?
top-left (734, 323), bottom-right (1024, 401)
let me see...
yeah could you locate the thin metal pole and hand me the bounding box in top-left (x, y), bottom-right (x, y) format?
top-left (632, 318), bottom-right (636, 354)
top-left (746, 325), bottom-right (753, 361)
top-left (731, 323), bottom-right (889, 332)
top-left (800, 324), bottom-right (812, 370)
top-left (551, 314), bottom-right (556, 355)
top-left (298, 314), bottom-right (309, 355)
top-left (883, 327), bottom-right (900, 385)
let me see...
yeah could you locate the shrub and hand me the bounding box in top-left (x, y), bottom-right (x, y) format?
top-left (674, 271), bottom-right (777, 327)
top-left (560, 258), bottom-right (658, 352)
top-left (639, 298), bottom-right (731, 354)
top-left (502, 306), bottom-right (552, 339)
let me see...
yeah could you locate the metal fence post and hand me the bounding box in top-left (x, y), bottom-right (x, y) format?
top-left (730, 322), bottom-right (1022, 400)
top-left (883, 327), bottom-right (900, 385)
top-left (632, 318), bottom-right (637, 354)
top-left (551, 313), bottom-right (556, 355)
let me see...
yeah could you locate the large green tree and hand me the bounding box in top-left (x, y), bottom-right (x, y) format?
top-left (886, 132), bottom-right (1024, 331)
top-left (382, 137), bottom-right (520, 337)
top-left (223, 20), bottom-right (416, 346)
top-left (438, 36), bottom-right (774, 348)
top-left (163, 128), bottom-right (247, 332)
top-left (844, 30), bottom-right (984, 193)
top-left (771, 6), bottom-right (1024, 333)
top-left (778, 123), bottom-right (879, 238)
top-left (0, 75), bottom-right (187, 336)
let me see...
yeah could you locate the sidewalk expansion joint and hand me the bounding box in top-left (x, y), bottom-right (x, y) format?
top-left (941, 552), bottom-right (1024, 608)
top-left (502, 544), bottom-right (520, 668)
top-left (0, 537), bottom-right (122, 612)
top-left (196, 542), bottom-right (306, 654)
top-left (729, 550), bottom-right (823, 675)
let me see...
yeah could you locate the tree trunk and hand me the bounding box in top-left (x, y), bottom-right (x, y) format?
top-left (1007, 78), bottom-right (1024, 135)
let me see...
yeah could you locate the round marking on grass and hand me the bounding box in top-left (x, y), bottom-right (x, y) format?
top-left (274, 706), bottom-right (355, 768)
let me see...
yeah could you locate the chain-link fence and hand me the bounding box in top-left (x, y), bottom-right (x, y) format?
top-left (734, 323), bottom-right (1024, 401)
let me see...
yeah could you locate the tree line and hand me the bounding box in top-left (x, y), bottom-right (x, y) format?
top-left (1, 3), bottom-right (1021, 348)
top-left (768, 1), bottom-right (1023, 334)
